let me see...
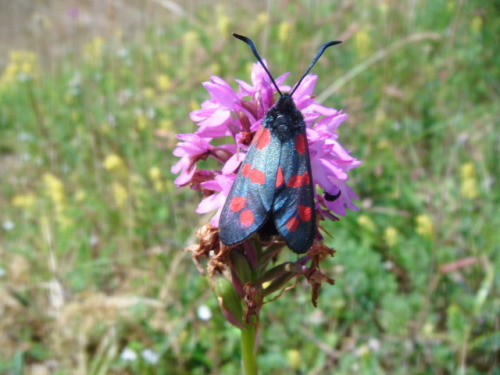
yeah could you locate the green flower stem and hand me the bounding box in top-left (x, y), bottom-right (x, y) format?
top-left (240, 324), bottom-right (258, 375)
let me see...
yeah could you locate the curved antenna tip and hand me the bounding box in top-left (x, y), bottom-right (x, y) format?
top-left (233, 33), bottom-right (247, 41)
top-left (327, 41), bottom-right (342, 47)
top-left (290, 39), bottom-right (342, 96)
top-left (232, 33), bottom-right (283, 96)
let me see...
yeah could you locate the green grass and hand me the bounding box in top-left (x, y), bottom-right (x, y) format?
top-left (1, 1), bottom-right (498, 374)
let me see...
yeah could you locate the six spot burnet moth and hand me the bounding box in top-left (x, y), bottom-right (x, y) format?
top-left (218, 34), bottom-right (342, 254)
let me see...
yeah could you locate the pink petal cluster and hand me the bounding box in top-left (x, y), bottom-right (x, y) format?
top-left (172, 61), bottom-right (361, 226)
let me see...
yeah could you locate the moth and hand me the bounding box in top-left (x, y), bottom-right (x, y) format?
top-left (219, 34), bottom-right (342, 253)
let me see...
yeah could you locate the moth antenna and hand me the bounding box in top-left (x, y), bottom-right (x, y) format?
top-left (290, 40), bottom-right (342, 97)
top-left (233, 33), bottom-right (283, 96)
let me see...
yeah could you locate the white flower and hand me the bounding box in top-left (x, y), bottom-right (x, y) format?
top-left (120, 348), bottom-right (138, 362)
top-left (2, 221), bottom-right (14, 231)
top-left (141, 349), bottom-right (159, 364)
top-left (89, 234), bottom-right (99, 246)
top-left (197, 304), bottom-right (212, 321)
top-left (368, 338), bottom-right (381, 352)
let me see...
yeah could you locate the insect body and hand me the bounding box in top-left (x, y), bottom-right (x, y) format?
top-left (218, 34), bottom-right (341, 253)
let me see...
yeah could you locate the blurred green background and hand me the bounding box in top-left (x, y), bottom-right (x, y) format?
top-left (0, 1), bottom-right (498, 374)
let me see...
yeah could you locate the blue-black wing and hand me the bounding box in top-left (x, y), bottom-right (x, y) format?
top-left (219, 126), bottom-right (280, 245)
top-left (272, 132), bottom-right (316, 253)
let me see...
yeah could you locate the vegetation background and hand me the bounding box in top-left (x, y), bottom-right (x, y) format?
top-left (0, 0), bottom-right (498, 374)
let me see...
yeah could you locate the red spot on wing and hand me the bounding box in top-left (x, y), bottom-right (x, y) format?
top-left (287, 174), bottom-right (302, 187)
top-left (287, 171), bottom-right (311, 188)
top-left (251, 127), bottom-right (263, 145)
top-left (242, 163), bottom-right (251, 177)
top-left (299, 205), bottom-right (312, 221)
top-left (285, 217), bottom-right (300, 232)
top-left (240, 209), bottom-right (255, 227)
top-left (249, 169), bottom-right (266, 184)
top-left (295, 133), bottom-right (306, 154)
top-left (256, 128), bottom-right (271, 150)
top-left (230, 196), bottom-right (246, 212)
top-left (276, 167), bottom-right (284, 187)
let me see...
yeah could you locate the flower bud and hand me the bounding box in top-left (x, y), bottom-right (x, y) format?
top-left (213, 277), bottom-right (245, 329)
top-left (260, 262), bottom-right (302, 283)
top-left (230, 250), bottom-right (253, 284)
top-left (263, 272), bottom-right (296, 297)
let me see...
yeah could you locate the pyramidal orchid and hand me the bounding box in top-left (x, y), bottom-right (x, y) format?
top-left (172, 34), bottom-right (360, 374)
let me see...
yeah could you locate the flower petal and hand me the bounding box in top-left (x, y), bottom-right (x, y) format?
top-left (196, 109), bottom-right (232, 137)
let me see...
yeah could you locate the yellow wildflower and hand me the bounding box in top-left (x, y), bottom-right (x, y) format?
top-left (376, 137), bottom-right (390, 150)
top-left (287, 349), bottom-right (300, 369)
top-left (374, 108), bottom-right (387, 127)
top-left (357, 344), bottom-right (370, 358)
top-left (460, 162), bottom-right (478, 199)
top-left (157, 52), bottom-right (170, 68)
top-left (257, 13), bottom-right (269, 25)
top-left (210, 62), bottom-right (221, 76)
top-left (149, 166), bottom-right (162, 181)
top-left (149, 167), bottom-right (165, 192)
top-left (112, 182), bottom-right (128, 207)
top-left (355, 28), bottom-right (371, 58)
top-left (1, 65), bottom-right (18, 87)
top-left (471, 16), bottom-right (482, 34)
top-left (416, 214), bottom-right (433, 238)
top-left (460, 178), bottom-right (478, 199)
top-left (423, 322), bottom-right (434, 335)
top-left (11, 50), bottom-right (37, 66)
top-left (12, 193), bottom-right (37, 208)
top-left (20, 61), bottom-right (34, 75)
top-left (57, 215), bottom-right (73, 230)
top-left (378, 1), bottom-right (388, 15)
top-left (153, 181), bottom-right (165, 193)
top-left (357, 214), bottom-right (375, 232)
top-left (251, 13), bottom-right (269, 34)
top-left (278, 21), bottom-right (292, 45)
top-left (99, 122), bottom-right (113, 135)
top-left (75, 190), bottom-right (86, 202)
top-left (142, 87), bottom-right (155, 101)
top-left (178, 330), bottom-right (188, 345)
top-left (460, 162), bottom-right (475, 179)
top-left (384, 226), bottom-right (398, 247)
top-left (159, 119), bottom-right (173, 131)
top-left (216, 5), bottom-right (231, 35)
top-left (156, 74), bottom-right (171, 91)
top-left (0, 50), bottom-right (38, 88)
top-left (83, 36), bottom-right (104, 63)
top-left (103, 154), bottom-right (125, 171)
top-left (43, 173), bottom-right (65, 206)
top-left (136, 114), bottom-right (148, 131)
top-left (183, 31), bottom-right (199, 62)
top-left (40, 14), bottom-right (52, 30)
